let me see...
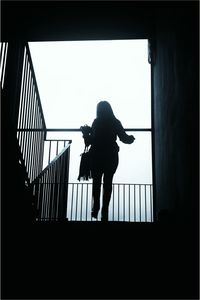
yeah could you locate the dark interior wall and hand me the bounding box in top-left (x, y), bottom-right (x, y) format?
top-left (153, 5), bottom-right (199, 224)
top-left (2, 1), bottom-right (199, 225)
top-left (2, 1), bottom-right (154, 41)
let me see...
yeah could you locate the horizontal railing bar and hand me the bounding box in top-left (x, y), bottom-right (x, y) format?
top-left (45, 139), bottom-right (72, 142)
top-left (34, 183), bottom-right (153, 185)
top-left (17, 128), bottom-right (152, 132)
top-left (68, 182), bottom-right (152, 185)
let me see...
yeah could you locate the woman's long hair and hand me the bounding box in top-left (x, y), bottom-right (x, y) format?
top-left (96, 101), bottom-right (116, 120)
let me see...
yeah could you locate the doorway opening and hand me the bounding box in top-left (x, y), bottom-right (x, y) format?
top-left (29, 39), bottom-right (153, 222)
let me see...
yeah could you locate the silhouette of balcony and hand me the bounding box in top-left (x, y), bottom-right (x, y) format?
top-left (32, 181), bottom-right (153, 222)
top-left (1, 41), bottom-right (154, 223)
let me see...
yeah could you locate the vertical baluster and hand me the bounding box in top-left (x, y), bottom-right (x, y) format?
top-left (37, 117), bottom-right (42, 175)
top-left (49, 165), bottom-right (54, 220)
top-left (118, 184), bottom-right (120, 221)
top-left (48, 141), bottom-right (52, 164)
top-left (20, 53), bottom-right (29, 160)
top-left (29, 90), bottom-right (35, 182)
top-left (41, 175), bottom-right (46, 220)
top-left (18, 50), bottom-right (27, 148)
top-left (23, 63), bottom-right (32, 170)
top-left (91, 183), bottom-right (93, 221)
top-left (33, 107), bottom-right (39, 181)
top-left (39, 122), bottom-right (45, 173)
top-left (56, 159), bottom-right (61, 220)
top-left (1, 43), bottom-right (8, 88)
top-left (139, 185), bottom-right (141, 222)
top-left (112, 184), bottom-right (114, 221)
top-left (17, 48), bottom-right (26, 140)
top-left (31, 93), bottom-right (37, 182)
top-left (55, 161), bottom-right (60, 221)
top-left (47, 168), bottom-right (52, 220)
top-left (129, 184), bottom-right (130, 222)
top-left (38, 178), bottom-right (44, 220)
top-left (71, 183), bottom-right (74, 221)
top-left (39, 123), bottom-right (45, 173)
top-left (65, 181), bottom-right (69, 221)
top-left (63, 152), bottom-right (69, 220)
top-left (75, 184), bottom-right (79, 221)
top-left (150, 185), bottom-right (153, 222)
top-left (0, 42), bottom-right (4, 76)
top-left (123, 184), bottom-right (125, 221)
top-left (45, 171), bottom-right (50, 220)
top-left (26, 78), bottom-right (34, 180)
top-left (86, 183), bottom-right (88, 221)
top-left (47, 165), bottom-right (51, 220)
top-left (35, 107), bottom-right (41, 179)
top-left (134, 185), bottom-right (136, 222)
top-left (42, 173), bottom-right (46, 220)
top-left (0, 43), bottom-right (6, 86)
top-left (58, 155), bottom-right (64, 220)
top-left (80, 183), bottom-right (83, 221)
top-left (22, 61), bottom-right (31, 167)
top-left (56, 141), bottom-right (59, 155)
top-left (145, 185), bottom-right (147, 222)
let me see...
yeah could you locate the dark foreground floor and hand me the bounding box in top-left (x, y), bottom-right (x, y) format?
top-left (2, 220), bottom-right (199, 299)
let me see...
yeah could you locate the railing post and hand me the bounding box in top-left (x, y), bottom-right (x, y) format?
top-left (2, 41), bottom-right (25, 131)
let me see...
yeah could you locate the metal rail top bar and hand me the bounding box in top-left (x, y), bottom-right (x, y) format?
top-left (68, 182), bottom-right (153, 185)
top-left (17, 128), bottom-right (152, 132)
top-left (45, 139), bottom-right (72, 143)
top-left (32, 143), bottom-right (71, 181)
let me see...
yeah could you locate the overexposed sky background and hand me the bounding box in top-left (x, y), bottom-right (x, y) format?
top-left (29, 40), bottom-right (152, 184)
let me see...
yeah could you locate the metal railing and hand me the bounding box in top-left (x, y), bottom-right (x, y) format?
top-left (2, 41), bottom-right (154, 223)
top-left (0, 42), bottom-right (8, 89)
top-left (43, 139), bottom-right (72, 169)
top-left (32, 142), bottom-right (71, 221)
top-left (16, 43), bottom-right (46, 182)
top-left (67, 183), bottom-right (153, 222)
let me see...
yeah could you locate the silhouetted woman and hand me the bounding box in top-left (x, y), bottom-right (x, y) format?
top-left (83, 101), bottom-right (135, 221)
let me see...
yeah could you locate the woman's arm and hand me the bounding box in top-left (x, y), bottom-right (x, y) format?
top-left (81, 124), bottom-right (93, 146)
top-left (116, 120), bottom-right (135, 144)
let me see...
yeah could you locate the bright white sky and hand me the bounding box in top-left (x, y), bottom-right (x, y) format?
top-left (29, 40), bottom-right (152, 184)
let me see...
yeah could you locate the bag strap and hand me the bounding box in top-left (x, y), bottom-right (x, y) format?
top-left (84, 145), bottom-right (90, 153)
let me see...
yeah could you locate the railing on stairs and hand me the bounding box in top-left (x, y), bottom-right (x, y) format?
top-left (16, 43), bottom-right (46, 183)
top-left (32, 142), bottom-right (71, 221)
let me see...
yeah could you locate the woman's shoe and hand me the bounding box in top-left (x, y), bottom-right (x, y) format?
top-left (91, 211), bottom-right (98, 219)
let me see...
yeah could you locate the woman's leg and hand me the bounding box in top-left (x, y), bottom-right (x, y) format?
top-left (101, 153), bottom-right (118, 221)
top-left (92, 171), bottom-right (102, 218)
top-left (101, 172), bottom-right (114, 221)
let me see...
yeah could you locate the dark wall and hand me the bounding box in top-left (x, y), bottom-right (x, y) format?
top-left (153, 5), bottom-right (199, 224)
top-left (2, 1), bottom-right (199, 225)
top-left (2, 1), bottom-right (155, 41)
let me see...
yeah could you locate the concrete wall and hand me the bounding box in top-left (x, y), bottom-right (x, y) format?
top-left (153, 7), bottom-right (198, 224)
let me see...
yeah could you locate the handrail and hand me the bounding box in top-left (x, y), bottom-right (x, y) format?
top-left (34, 141), bottom-right (71, 180)
top-left (17, 128), bottom-right (152, 132)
